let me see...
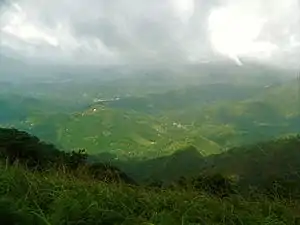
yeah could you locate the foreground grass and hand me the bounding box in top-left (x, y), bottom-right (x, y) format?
top-left (0, 165), bottom-right (300, 225)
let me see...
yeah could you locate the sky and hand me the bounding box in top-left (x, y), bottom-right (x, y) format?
top-left (0, 0), bottom-right (300, 68)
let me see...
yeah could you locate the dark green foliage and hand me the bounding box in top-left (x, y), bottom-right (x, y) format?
top-left (0, 128), bottom-right (90, 171)
top-left (191, 174), bottom-right (236, 198)
top-left (1, 128), bottom-right (300, 223)
top-left (88, 163), bottom-right (137, 184)
top-left (146, 179), bottom-right (164, 189)
top-left (0, 198), bottom-right (27, 225)
top-left (108, 135), bottom-right (300, 200)
top-left (0, 128), bottom-right (62, 168)
top-left (63, 149), bottom-right (88, 170)
top-left (0, 127), bottom-right (87, 170)
top-left (146, 173), bottom-right (235, 197)
top-left (169, 174), bottom-right (237, 198)
top-left (114, 145), bottom-right (205, 183)
top-left (0, 127), bottom-right (136, 185)
top-left (200, 135), bottom-right (300, 197)
top-left (1, 164), bottom-right (300, 225)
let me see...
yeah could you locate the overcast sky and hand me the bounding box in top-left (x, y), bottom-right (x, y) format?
top-left (0, 0), bottom-right (300, 68)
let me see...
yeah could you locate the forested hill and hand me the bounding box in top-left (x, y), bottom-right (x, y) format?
top-left (2, 127), bottom-right (300, 224)
top-left (2, 80), bottom-right (299, 160)
top-left (1, 127), bottom-right (300, 196)
top-left (107, 135), bottom-right (300, 189)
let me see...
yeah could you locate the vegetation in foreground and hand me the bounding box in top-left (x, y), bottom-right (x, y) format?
top-left (1, 127), bottom-right (300, 224)
top-left (1, 164), bottom-right (300, 225)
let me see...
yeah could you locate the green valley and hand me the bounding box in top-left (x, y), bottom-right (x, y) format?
top-left (1, 63), bottom-right (300, 225)
top-left (2, 1), bottom-right (300, 223)
top-left (1, 72), bottom-right (299, 159)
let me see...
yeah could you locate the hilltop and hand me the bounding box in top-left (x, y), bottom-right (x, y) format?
top-left (1, 127), bottom-right (300, 196)
top-left (1, 128), bottom-right (300, 224)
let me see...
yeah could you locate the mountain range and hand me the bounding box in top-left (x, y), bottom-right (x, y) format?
top-left (1, 66), bottom-right (299, 159)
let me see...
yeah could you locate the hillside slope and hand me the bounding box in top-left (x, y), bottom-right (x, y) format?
top-left (113, 135), bottom-right (300, 194)
top-left (0, 129), bottom-right (300, 225)
top-left (1, 128), bottom-right (300, 224)
top-left (2, 164), bottom-right (300, 225)
top-left (1, 80), bottom-right (299, 158)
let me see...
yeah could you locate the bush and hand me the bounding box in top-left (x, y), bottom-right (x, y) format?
top-left (0, 128), bottom-right (62, 169)
top-left (88, 163), bottom-right (137, 185)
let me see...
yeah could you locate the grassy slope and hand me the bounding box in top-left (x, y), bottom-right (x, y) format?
top-left (107, 135), bottom-right (300, 186)
top-left (22, 106), bottom-right (221, 158)
top-left (1, 164), bottom-right (300, 225)
top-left (160, 82), bottom-right (300, 148)
top-left (60, 107), bottom-right (221, 158)
top-left (2, 81), bottom-right (299, 159)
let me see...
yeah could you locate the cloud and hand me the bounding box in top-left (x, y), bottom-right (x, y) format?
top-left (0, 0), bottom-right (300, 68)
top-left (208, 0), bottom-right (300, 66)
